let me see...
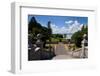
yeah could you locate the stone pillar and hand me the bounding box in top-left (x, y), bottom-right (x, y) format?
top-left (80, 34), bottom-right (87, 58)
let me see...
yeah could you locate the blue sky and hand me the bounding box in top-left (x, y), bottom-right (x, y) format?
top-left (28, 15), bottom-right (88, 34)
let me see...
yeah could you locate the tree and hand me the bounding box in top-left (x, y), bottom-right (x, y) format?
top-left (71, 25), bottom-right (88, 47)
top-left (28, 16), bottom-right (52, 45)
top-left (47, 21), bottom-right (52, 40)
top-left (47, 21), bottom-right (52, 36)
top-left (71, 31), bottom-right (83, 47)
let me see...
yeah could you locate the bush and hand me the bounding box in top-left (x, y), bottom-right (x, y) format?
top-left (71, 31), bottom-right (83, 47)
top-left (71, 25), bottom-right (88, 48)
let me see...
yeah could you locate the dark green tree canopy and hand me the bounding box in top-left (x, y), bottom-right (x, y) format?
top-left (71, 25), bottom-right (88, 47)
top-left (28, 16), bottom-right (52, 44)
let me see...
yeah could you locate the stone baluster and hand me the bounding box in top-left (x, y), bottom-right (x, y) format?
top-left (80, 34), bottom-right (87, 58)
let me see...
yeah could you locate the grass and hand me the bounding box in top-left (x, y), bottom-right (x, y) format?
top-left (50, 38), bottom-right (67, 42)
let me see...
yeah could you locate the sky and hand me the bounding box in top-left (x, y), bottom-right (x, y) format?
top-left (28, 15), bottom-right (88, 34)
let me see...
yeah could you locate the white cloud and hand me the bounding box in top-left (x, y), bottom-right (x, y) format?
top-left (51, 20), bottom-right (83, 34)
top-left (51, 23), bottom-right (67, 34)
top-left (65, 20), bottom-right (73, 24)
top-left (67, 20), bottom-right (83, 33)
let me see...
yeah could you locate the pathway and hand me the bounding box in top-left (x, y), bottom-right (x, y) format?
top-left (52, 42), bottom-right (73, 59)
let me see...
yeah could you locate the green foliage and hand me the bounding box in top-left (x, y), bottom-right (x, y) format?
top-left (71, 31), bottom-right (83, 47)
top-left (28, 17), bottom-right (52, 44)
top-left (47, 21), bottom-right (52, 35)
top-left (71, 25), bottom-right (88, 47)
top-left (51, 34), bottom-right (64, 42)
top-left (51, 38), bottom-right (59, 42)
top-left (51, 34), bottom-right (63, 38)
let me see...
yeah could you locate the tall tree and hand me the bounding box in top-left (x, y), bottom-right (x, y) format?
top-left (28, 16), bottom-right (52, 46)
top-left (71, 25), bottom-right (88, 47)
top-left (47, 21), bottom-right (52, 35)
